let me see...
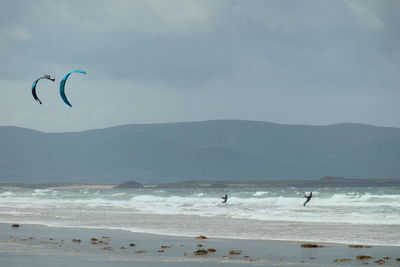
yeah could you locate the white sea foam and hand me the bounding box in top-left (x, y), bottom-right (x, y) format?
top-left (0, 191), bottom-right (15, 197)
top-left (0, 186), bottom-right (399, 245)
top-left (253, 191), bottom-right (268, 196)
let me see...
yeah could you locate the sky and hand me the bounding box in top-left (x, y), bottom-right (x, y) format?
top-left (1, 0), bottom-right (399, 132)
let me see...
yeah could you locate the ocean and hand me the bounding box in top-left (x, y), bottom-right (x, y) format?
top-left (1, 186), bottom-right (399, 246)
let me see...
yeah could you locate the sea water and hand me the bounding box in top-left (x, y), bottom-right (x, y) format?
top-left (0, 186), bottom-right (399, 246)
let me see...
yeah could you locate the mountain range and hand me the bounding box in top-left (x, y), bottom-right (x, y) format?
top-left (1, 120), bottom-right (399, 183)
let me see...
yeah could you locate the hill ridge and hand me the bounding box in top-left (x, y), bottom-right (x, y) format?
top-left (1, 120), bottom-right (399, 183)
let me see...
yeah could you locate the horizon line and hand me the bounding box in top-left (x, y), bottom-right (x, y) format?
top-left (0, 119), bottom-right (398, 134)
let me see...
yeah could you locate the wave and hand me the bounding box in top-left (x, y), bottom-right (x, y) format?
top-left (1, 189), bottom-right (399, 225)
top-left (253, 191), bottom-right (269, 196)
top-left (1, 187), bottom-right (400, 246)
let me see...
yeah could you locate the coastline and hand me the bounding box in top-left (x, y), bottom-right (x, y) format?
top-left (1, 223), bottom-right (399, 266)
top-left (0, 184), bottom-right (116, 190)
top-left (2, 176), bottom-right (400, 191)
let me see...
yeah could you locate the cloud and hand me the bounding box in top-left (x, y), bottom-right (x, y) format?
top-left (0, 0), bottom-right (399, 131)
top-left (347, 0), bottom-right (384, 31)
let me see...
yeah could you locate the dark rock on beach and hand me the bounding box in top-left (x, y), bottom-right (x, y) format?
top-left (301, 243), bottom-right (325, 248)
top-left (374, 259), bottom-right (385, 265)
top-left (90, 238), bottom-right (108, 245)
top-left (349, 244), bottom-right (372, 248)
top-left (334, 258), bottom-right (352, 262)
top-left (193, 249), bottom-right (208, 256)
top-left (356, 255), bottom-right (373, 260)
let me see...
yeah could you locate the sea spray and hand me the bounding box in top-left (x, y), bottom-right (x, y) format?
top-left (0, 186), bottom-right (399, 245)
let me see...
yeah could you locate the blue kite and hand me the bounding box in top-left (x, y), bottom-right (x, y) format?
top-left (59, 69), bottom-right (87, 107)
top-left (31, 74), bottom-right (55, 104)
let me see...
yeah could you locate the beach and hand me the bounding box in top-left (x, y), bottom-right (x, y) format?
top-left (1, 223), bottom-right (399, 267)
top-left (1, 186), bottom-right (399, 266)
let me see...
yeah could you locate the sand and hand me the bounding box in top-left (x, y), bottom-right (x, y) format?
top-left (0, 223), bottom-right (399, 266)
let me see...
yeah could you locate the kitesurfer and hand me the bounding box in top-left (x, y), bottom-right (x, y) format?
top-left (303, 192), bottom-right (312, 206)
top-left (221, 194), bottom-right (228, 203)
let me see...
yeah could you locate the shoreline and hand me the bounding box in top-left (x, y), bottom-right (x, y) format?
top-left (1, 220), bottom-right (399, 248)
top-left (2, 177), bottom-right (400, 190)
top-left (1, 223), bottom-right (399, 266)
top-left (12, 222), bottom-right (400, 248)
top-left (0, 184), bottom-right (116, 190)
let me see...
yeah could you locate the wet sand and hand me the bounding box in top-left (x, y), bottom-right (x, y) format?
top-left (0, 223), bottom-right (399, 266)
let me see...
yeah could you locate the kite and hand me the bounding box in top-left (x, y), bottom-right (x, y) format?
top-left (31, 74), bottom-right (55, 104)
top-left (59, 69), bottom-right (87, 107)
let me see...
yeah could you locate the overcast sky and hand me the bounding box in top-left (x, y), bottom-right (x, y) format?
top-left (1, 0), bottom-right (399, 132)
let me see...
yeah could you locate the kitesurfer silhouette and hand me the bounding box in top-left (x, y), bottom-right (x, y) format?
top-left (303, 192), bottom-right (312, 206)
top-left (221, 194), bottom-right (228, 203)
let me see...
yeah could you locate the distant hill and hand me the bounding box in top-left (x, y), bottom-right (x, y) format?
top-left (1, 120), bottom-right (399, 183)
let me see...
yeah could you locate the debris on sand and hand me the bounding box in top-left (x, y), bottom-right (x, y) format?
top-left (349, 244), bottom-right (372, 248)
top-left (193, 249), bottom-right (208, 256)
top-left (195, 235), bottom-right (207, 239)
top-left (72, 239), bottom-right (81, 242)
top-left (334, 258), bottom-right (352, 263)
top-left (91, 240), bottom-right (108, 245)
top-left (374, 259), bottom-right (385, 265)
top-left (229, 250), bottom-right (241, 255)
top-left (356, 255), bottom-right (373, 260)
top-left (11, 224), bottom-right (20, 228)
top-left (301, 243), bottom-right (324, 248)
